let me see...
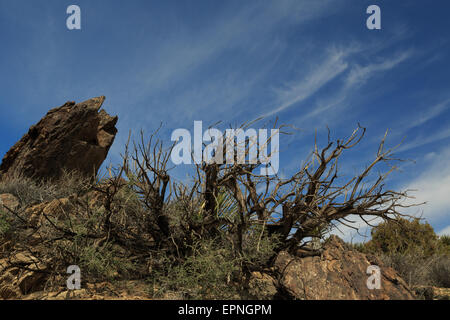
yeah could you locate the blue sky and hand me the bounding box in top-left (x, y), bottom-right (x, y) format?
top-left (1, 0), bottom-right (450, 240)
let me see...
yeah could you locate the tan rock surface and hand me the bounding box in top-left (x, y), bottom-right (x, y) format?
top-left (0, 96), bottom-right (117, 181)
top-left (273, 235), bottom-right (415, 300)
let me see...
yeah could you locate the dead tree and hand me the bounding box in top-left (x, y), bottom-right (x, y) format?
top-left (121, 130), bottom-right (173, 247)
top-left (115, 123), bottom-right (419, 264)
top-left (194, 124), bottom-right (419, 257)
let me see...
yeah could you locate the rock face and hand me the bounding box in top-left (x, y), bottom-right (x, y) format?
top-left (273, 236), bottom-right (415, 300)
top-left (0, 252), bottom-right (47, 299)
top-left (0, 96), bottom-right (117, 181)
top-left (0, 194), bottom-right (19, 212)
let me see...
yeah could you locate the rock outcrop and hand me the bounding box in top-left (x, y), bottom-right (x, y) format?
top-left (272, 236), bottom-right (415, 300)
top-left (0, 96), bottom-right (117, 181)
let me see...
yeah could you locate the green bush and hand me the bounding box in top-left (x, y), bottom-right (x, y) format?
top-left (439, 235), bottom-right (450, 253)
top-left (354, 218), bottom-right (450, 289)
top-left (241, 225), bottom-right (281, 268)
top-left (148, 228), bottom-right (279, 299)
top-left (78, 242), bottom-right (136, 281)
top-left (149, 238), bottom-right (242, 299)
top-left (363, 218), bottom-right (440, 257)
top-left (0, 211), bottom-right (10, 236)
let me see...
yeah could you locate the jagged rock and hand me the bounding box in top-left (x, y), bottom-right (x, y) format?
top-left (247, 271), bottom-right (278, 300)
top-left (25, 197), bottom-right (73, 228)
top-left (18, 270), bottom-right (47, 295)
top-left (0, 193), bottom-right (19, 211)
top-left (0, 252), bottom-right (47, 298)
top-left (273, 235), bottom-right (415, 300)
top-left (0, 285), bottom-right (19, 299)
top-left (0, 96), bottom-right (118, 181)
top-left (414, 286), bottom-right (450, 300)
top-left (9, 252), bottom-right (40, 265)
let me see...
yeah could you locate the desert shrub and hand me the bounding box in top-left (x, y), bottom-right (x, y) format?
top-left (241, 225), bottom-right (281, 268)
top-left (379, 252), bottom-right (434, 287)
top-left (29, 207), bottom-right (140, 285)
top-left (0, 211), bottom-right (10, 236)
top-left (148, 228), bottom-right (279, 299)
top-left (354, 218), bottom-right (450, 289)
top-left (0, 174), bottom-right (146, 286)
top-left (0, 125), bottom-right (428, 298)
top-left (428, 255), bottom-right (450, 288)
top-left (363, 218), bottom-right (440, 257)
top-left (439, 235), bottom-right (450, 253)
top-left (149, 238), bottom-right (242, 299)
top-left (50, 239), bottom-right (134, 282)
top-left (77, 242), bottom-right (136, 281)
top-left (0, 170), bottom-right (92, 208)
top-left (379, 254), bottom-right (450, 289)
top-left (350, 242), bottom-right (366, 252)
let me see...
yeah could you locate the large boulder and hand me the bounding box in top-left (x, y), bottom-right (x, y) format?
top-left (273, 236), bottom-right (415, 300)
top-left (0, 96), bottom-right (117, 181)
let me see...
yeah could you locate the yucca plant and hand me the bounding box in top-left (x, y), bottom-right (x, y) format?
top-left (214, 188), bottom-right (239, 225)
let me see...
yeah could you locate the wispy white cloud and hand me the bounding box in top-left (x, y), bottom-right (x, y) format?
top-left (263, 49), bottom-right (349, 117)
top-left (401, 146), bottom-right (450, 223)
top-left (396, 126), bottom-right (450, 153)
top-left (345, 50), bottom-right (412, 87)
top-left (395, 98), bottom-right (450, 135)
top-left (132, 0), bottom-right (336, 104)
top-left (109, 0), bottom-right (340, 133)
top-left (288, 50), bottom-right (413, 130)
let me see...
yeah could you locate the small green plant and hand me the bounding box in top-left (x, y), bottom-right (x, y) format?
top-left (149, 238), bottom-right (242, 299)
top-left (147, 226), bottom-right (280, 300)
top-left (0, 210), bottom-right (10, 236)
top-left (78, 242), bottom-right (135, 281)
top-left (242, 225), bottom-right (281, 268)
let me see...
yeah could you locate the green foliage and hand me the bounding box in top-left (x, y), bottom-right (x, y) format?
top-left (353, 218), bottom-right (450, 289)
top-left (0, 210), bottom-right (10, 236)
top-left (439, 235), bottom-right (450, 252)
top-left (350, 242), bottom-right (366, 252)
top-left (148, 228), bottom-right (279, 299)
top-left (364, 218), bottom-right (440, 257)
top-left (149, 238), bottom-right (242, 299)
top-left (214, 189), bottom-right (239, 224)
top-left (242, 225), bottom-right (281, 267)
top-left (42, 212), bottom-right (138, 282)
top-left (78, 242), bottom-right (135, 281)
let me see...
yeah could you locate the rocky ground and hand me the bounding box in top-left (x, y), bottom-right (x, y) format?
top-left (0, 192), bottom-right (420, 301)
top-left (1, 183), bottom-right (448, 300)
